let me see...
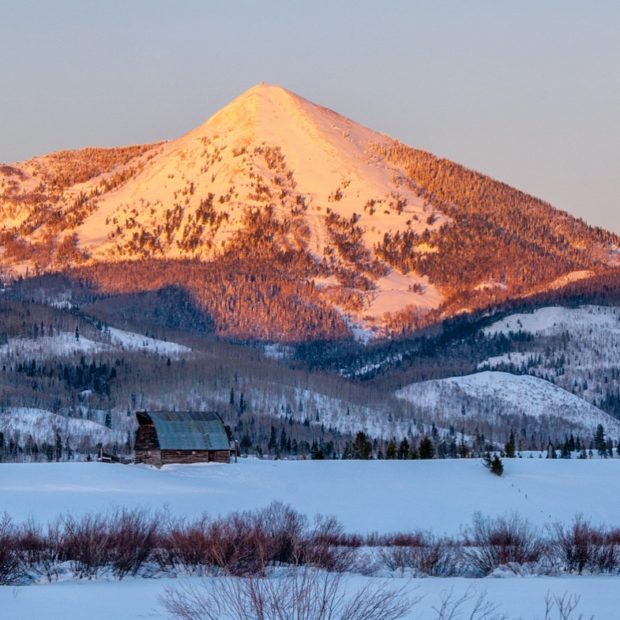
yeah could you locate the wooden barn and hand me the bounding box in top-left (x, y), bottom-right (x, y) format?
top-left (134, 411), bottom-right (232, 466)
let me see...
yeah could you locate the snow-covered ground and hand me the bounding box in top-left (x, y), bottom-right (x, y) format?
top-left (478, 304), bottom-right (620, 418)
top-left (0, 327), bottom-right (190, 360)
top-left (3, 458), bottom-right (620, 535)
top-left (483, 305), bottom-right (620, 337)
top-left (0, 408), bottom-right (123, 451)
top-left (3, 459), bottom-right (620, 618)
top-left (2, 574), bottom-right (617, 620)
top-left (396, 370), bottom-right (620, 435)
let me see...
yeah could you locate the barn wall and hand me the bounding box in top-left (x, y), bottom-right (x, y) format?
top-left (134, 422), bottom-right (162, 466)
top-left (134, 448), bottom-right (162, 466)
top-left (160, 449), bottom-right (230, 465)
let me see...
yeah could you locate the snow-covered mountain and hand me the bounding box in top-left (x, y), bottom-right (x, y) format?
top-left (2, 83), bottom-right (619, 340)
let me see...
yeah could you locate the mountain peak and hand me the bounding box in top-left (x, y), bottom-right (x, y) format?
top-left (2, 86), bottom-right (619, 342)
top-left (198, 82), bottom-right (319, 139)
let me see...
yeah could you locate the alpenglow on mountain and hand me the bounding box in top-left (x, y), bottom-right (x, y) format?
top-left (1, 83), bottom-right (619, 341)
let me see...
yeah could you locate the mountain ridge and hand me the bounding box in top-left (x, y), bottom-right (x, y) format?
top-left (2, 83), bottom-right (619, 341)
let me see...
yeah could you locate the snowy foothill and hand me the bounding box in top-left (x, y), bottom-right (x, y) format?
top-left (396, 370), bottom-right (620, 435)
top-left (0, 327), bottom-right (190, 361)
top-left (476, 304), bottom-right (620, 423)
top-left (483, 304), bottom-right (620, 337)
top-left (2, 458), bottom-right (620, 535)
top-left (0, 408), bottom-right (123, 452)
top-left (106, 327), bottom-right (190, 356)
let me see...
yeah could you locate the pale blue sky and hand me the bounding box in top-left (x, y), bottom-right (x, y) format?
top-left (1, 1), bottom-right (618, 231)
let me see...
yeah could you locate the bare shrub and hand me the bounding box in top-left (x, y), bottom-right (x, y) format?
top-left (462, 513), bottom-right (544, 576)
top-left (161, 568), bottom-right (416, 620)
top-left (432, 587), bottom-right (506, 620)
top-left (156, 516), bottom-right (214, 574)
top-left (204, 512), bottom-right (270, 576)
top-left (543, 591), bottom-right (593, 620)
top-left (378, 532), bottom-right (456, 576)
top-left (108, 508), bottom-right (159, 579)
top-left (305, 514), bottom-right (357, 572)
top-left (60, 513), bottom-right (111, 578)
top-left (551, 516), bottom-right (618, 574)
top-left (0, 513), bottom-right (21, 585)
top-left (159, 509), bottom-right (277, 576)
top-left (17, 518), bottom-right (63, 582)
top-left (253, 502), bottom-right (307, 566)
top-left (157, 504), bottom-right (356, 576)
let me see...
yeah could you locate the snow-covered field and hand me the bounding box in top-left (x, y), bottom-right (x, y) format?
top-left (2, 574), bottom-right (617, 620)
top-left (3, 458), bottom-right (620, 534)
top-left (3, 458), bottom-right (620, 618)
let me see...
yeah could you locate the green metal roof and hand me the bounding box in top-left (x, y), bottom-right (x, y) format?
top-left (140, 411), bottom-right (230, 451)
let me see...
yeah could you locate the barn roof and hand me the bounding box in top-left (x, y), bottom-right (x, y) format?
top-left (138, 411), bottom-right (230, 451)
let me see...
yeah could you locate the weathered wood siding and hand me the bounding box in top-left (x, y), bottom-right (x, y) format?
top-left (160, 449), bottom-right (230, 465)
top-left (134, 448), bottom-right (162, 467)
top-left (134, 421), bottom-right (163, 466)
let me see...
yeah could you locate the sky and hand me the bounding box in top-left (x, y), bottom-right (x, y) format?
top-left (1, 0), bottom-right (618, 232)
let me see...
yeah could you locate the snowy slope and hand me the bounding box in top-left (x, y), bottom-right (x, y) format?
top-left (0, 328), bottom-right (189, 360)
top-left (0, 408), bottom-right (123, 452)
top-left (484, 305), bottom-right (620, 337)
top-left (76, 84), bottom-right (445, 327)
top-left (3, 84), bottom-right (446, 330)
top-left (396, 371), bottom-right (620, 434)
top-left (479, 304), bottom-right (620, 416)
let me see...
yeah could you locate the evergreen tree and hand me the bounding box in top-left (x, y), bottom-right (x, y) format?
top-left (239, 433), bottom-right (252, 454)
top-left (398, 438), bottom-right (410, 459)
top-left (504, 430), bottom-right (516, 458)
top-left (483, 452), bottom-right (504, 476)
top-left (490, 455), bottom-right (504, 476)
top-left (419, 436), bottom-right (434, 460)
top-left (279, 428), bottom-right (288, 454)
top-left (341, 441), bottom-right (352, 460)
top-left (55, 431), bottom-right (62, 462)
top-left (311, 441), bottom-right (324, 460)
top-left (267, 426), bottom-right (277, 453)
top-left (594, 424), bottom-right (607, 456)
top-left (352, 432), bottom-right (372, 459)
top-left (386, 440), bottom-right (397, 460)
